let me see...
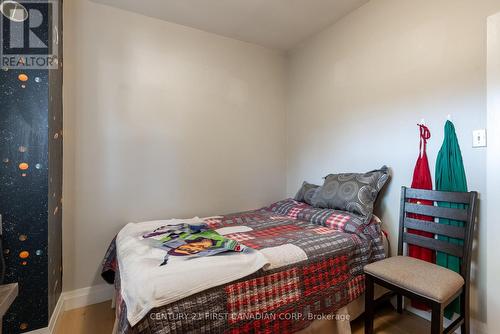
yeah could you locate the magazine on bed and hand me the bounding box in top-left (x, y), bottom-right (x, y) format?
top-left (141, 223), bottom-right (247, 265)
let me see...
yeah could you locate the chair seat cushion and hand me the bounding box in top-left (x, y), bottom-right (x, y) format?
top-left (364, 256), bottom-right (464, 303)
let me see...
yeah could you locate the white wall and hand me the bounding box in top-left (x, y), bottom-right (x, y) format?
top-left (63, 0), bottom-right (286, 291)
top-left (287, 0), bottom-right (500, 327)
top-left (487, 12), bottom-right (500, 334)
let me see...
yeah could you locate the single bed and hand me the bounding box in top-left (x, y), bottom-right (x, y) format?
top-left (102, 198), bottom-right (389, 334)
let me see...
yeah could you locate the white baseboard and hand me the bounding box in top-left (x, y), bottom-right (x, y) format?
top-left (406, 305), bottom-right (487, 334)
top-left (62, 283), bottom-right (114, 311)
top-left (26, 284), bottom-right (114, 334)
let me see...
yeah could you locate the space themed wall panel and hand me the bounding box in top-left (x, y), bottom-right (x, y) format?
top-left (0, 0), bottom-right (62, 332)
top-left (0, 69), bottom-right (50, 333)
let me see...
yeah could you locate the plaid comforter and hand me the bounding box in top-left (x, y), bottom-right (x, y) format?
top-left (102, 199), bottom-right (385, 334)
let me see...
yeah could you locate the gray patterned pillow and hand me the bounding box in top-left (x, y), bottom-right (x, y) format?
top-left (311, 166), bottom-right (389, 220)
top-left (294, 181), bottom-right (320, 205)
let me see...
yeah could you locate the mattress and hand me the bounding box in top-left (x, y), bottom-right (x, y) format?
top-left (102, 199), bottom-right (386, 334)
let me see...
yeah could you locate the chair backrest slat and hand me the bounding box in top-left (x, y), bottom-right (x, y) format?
top-left (404, 203), bottom-right (468, 221)
top-left (405, 188), bottom-right (470, 204)
top-left (398, 186), bottom-right (478, 280)
top-left (404, 217), bottom-right (466, 239)
top-left (403, 233), bottom-right (463, 258)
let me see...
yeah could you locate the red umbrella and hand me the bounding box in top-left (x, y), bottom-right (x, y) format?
top-left (408, 124), bottom-right (435, 309)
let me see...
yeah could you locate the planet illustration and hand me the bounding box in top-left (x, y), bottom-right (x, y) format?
top-left (18, 73), bottom-right (28, 82)
top-left (19, 162), bottom-right (28, 170)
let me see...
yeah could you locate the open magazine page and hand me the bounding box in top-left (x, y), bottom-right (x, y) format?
top-left (141, 223), bottom-right (246, 265)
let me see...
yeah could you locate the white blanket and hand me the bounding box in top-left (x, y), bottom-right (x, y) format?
top-left (116, 218), bottom-right (269, 326)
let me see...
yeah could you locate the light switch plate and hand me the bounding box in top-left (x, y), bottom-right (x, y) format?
top-left (472, 129), bottom-right (487, 147)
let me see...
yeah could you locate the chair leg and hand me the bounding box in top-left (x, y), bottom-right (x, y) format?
top-left (364, 275), bottom-right (374, 334)
top-left (460, 289), bottom-right (470, 334)
top-left (431, 302), bottom-right (443, 334)
top-left (396, 294), bottom-right (403, 314)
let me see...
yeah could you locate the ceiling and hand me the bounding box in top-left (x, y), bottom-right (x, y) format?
top-left (91, 0), bottom-right (369, 51)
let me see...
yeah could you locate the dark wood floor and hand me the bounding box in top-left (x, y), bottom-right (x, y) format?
top-left (351, 303), bottom-right (430, 334)
top-left (55, 301), bottom-right (430, 334)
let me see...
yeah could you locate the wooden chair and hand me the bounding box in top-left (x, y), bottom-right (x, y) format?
top-left (363, 186), bottom-right (478, 334)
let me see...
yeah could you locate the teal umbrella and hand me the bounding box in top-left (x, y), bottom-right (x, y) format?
top-left (435, 120), bottom-right (468, 318)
